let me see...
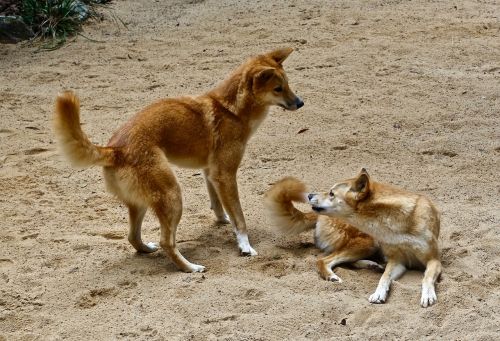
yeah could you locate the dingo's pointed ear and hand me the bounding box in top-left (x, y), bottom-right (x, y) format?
top-left (353, 169), bottom-right (370, 200)
top-left (254, 67), bottom-right (275, 84)
top-left (267, 48), bottom-right (293, 65)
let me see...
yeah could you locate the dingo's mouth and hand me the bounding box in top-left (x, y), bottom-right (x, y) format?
top-left (278, 103), bottom-right (296, 110)
top-left (312, 206), bottom-right (326, 212)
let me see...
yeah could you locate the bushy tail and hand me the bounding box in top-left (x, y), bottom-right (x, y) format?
top-left (264, 177), bottom-right (317, 235)
top-left (53, 91), bottom-right (116, 168)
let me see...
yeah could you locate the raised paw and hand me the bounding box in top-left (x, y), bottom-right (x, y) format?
top-left (369, 290), bottom-right (387, 304)
top-left (420, 286), bottom-right (437, 308)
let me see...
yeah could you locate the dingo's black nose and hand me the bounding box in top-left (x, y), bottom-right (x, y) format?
top-left (296, 98), bottom-right (304, 109)
top-left (308, 193), bottom-right (314, 200)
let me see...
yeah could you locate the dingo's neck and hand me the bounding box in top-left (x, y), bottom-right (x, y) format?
top-left (209, 72), bottom-right (268, 121)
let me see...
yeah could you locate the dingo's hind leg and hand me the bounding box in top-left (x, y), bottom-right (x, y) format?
top-left (317, 246), bottom-right (378, 282)
top-left (145, 152), bottom-right (205, 272)
top-left (127, 204), bottom-right (158, 253)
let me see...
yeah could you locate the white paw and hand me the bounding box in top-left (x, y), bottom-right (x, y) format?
top-left (136, 242), bottom-right (159, 253)
top-left (186, 263), bottom-right (206, 273)
top-left (240, 245), bottom-right (258, 256)
top-left (327, 273), bottom-right (343, 283)
top-left (236, 233), bottom-right (257, 256)
top-left (146, 242), bottom-right (159, 251)
top-left (420, 286), bottom-right (437, 307)
top-left (216, 213), bottom-right (230, 224)
top-left (371, 263), bottom-right (385, 273)
top-left (369, 289), bottom-right (387, 304)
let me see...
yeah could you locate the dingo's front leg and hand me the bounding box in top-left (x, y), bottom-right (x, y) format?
top-left (369, 260), bottom-right (406, 304)
top-left (421, 259), bottom-right (441, 307)
top-left (206, 169), bottom-right (257, 256)
top-left (203, 169), bottom-right (230, 224)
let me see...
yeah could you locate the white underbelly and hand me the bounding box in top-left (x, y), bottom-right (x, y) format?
top-left (166, 155), bottom-right (207, 169)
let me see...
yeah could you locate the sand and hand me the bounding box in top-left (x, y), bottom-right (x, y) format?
top-left (1, 0), bottom-right (499, 339)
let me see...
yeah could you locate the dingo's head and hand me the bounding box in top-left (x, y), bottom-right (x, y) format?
top-left (307, 168), bottom-right (371, 216)
top-left (251, 48), bottom-right (304, 111)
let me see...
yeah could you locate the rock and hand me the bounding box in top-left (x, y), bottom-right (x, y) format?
top-left (0, 16), bottom-right (33, 44)
top-left (73, 0), bottom-right (90, 21)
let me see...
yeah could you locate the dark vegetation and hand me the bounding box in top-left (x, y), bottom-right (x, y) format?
top-left (0, 0), bottom-right (113, 49)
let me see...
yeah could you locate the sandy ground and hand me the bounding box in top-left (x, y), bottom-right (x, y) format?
top-left (1, 0), bottom-right (499, 339)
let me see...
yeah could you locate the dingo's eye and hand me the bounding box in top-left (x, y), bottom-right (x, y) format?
top-left (274, 86), bottom-right (283, 93)
top-left (329, 191), bottom-right (335, 198)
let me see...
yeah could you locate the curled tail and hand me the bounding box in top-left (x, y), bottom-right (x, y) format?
top-left (53, 91), bottom-right (117, 168)
top-left (264, 177), bottom-right (318, 235)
